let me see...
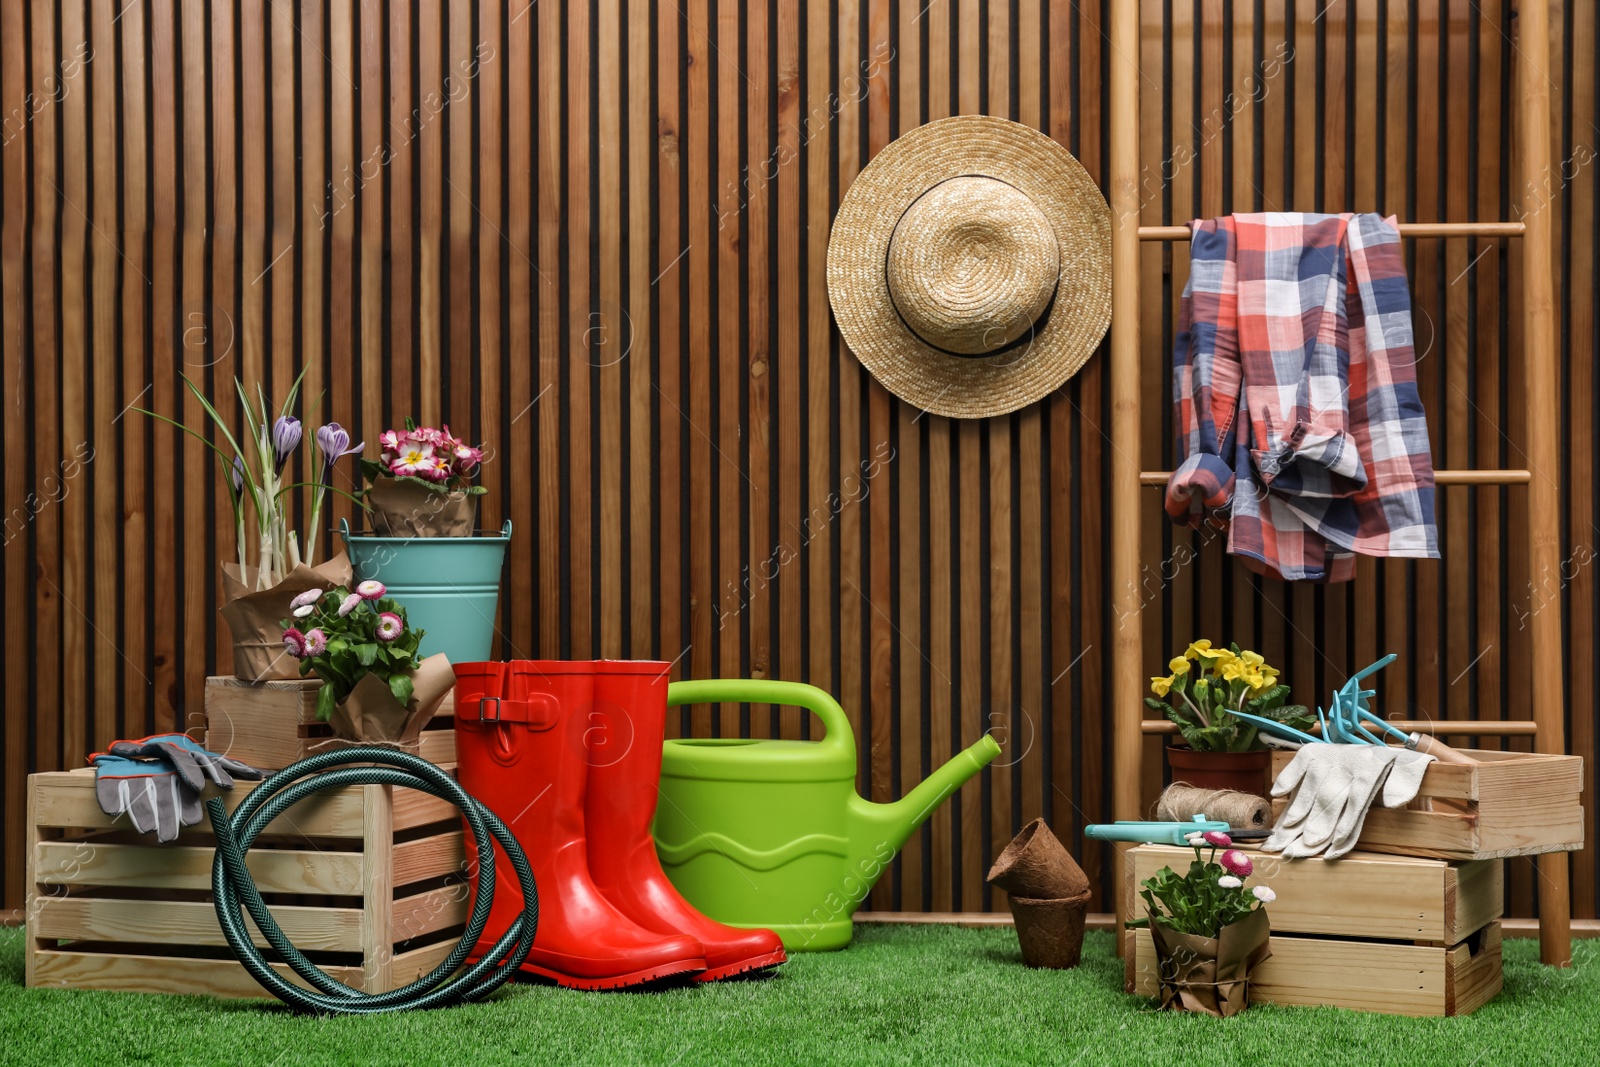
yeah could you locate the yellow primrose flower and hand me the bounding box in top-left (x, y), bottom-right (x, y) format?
top-left (1221, 658), bottom-right (1249, 682)
top-left (1169, 657), bottom-right (1191, 675)
top-left (1151, 675), bottom-right (1175, 697)
top-left (1183, 639), bottom-right (1213, 660)
top-left (1245, 672), bottom-right (1266, 689)
top-left (1238, 649), bottom-right (1266, 670)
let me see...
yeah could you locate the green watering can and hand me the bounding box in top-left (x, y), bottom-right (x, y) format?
top-left (653, 679), bottom-right (1001, 952)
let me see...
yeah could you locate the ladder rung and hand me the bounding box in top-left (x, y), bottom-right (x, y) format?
top-left (1141, 719), bottom-right (1538, 737)
top-left (1139, 469), bottom-right (1530, 487)
top-left (1138, 221), bottom-right (1526, 241)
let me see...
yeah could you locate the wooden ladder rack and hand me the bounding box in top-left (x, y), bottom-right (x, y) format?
top-left (1107, 1), bottom-right (1571, 966)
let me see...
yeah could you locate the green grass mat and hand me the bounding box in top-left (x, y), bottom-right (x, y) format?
top-left (2, 924), bottom-right (1594, 1066)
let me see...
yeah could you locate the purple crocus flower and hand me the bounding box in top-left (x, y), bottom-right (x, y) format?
top-left (272, 415), bottom-right (302, 472)
top-left (230, 455), bottom-right (246, 495)
top-left (314, 422), bottom-right (364, 479)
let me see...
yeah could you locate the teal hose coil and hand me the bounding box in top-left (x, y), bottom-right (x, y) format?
top-left (206, 747), bottom-right (537, 1014)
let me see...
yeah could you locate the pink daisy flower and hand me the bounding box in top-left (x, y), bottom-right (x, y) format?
top-left (303, 628), bottom-right (328, 656)
top-left (282, 628), bottom-right (307, 658)
top-left (289, 588), bottom-right (324, 610)
top-left (1252, 885), bottom-right (1276, 903)
top-left (1202, 830), bottom-right (1233, 848)
top-left (337, 593), bottom-right (363, 617)
top-left (375, 612), bottom-right (405, 642)
top-left (356, 580), bottom-right (387, 600)
top-left (1220, 849), bottom-right (1253, 878)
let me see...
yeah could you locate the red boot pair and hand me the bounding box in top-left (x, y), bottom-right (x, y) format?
top-left (453, 659), bottom-right (786, 989)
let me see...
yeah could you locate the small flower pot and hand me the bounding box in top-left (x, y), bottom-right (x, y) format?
top-left (340, 520), bottom-right (512, 666)
top-left (365, 479), bottom-right (478, 537)
top-left (987, 818), bottom-right (1089, 900)
top-left (219, 552), bottom-right (353, 682)
top-left (325, 653), bottom-right (456, 751)
top-left (1147, 906), bottom-right (1272, 1017)
top-left (1009, 891), bottom-right (1092, 969)
top-left (1166, 745), bottom-right (1270, 797)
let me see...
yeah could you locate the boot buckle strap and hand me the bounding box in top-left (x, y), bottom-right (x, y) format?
top-left (476, 693), bottom-right (560, 729)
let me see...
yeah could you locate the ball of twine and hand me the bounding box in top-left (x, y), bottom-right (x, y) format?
top-left (1155, 783), bottom-right (1271, 830)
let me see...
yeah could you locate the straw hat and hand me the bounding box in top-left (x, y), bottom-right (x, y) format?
top-left (826, 115), bottom-right (1112, 419)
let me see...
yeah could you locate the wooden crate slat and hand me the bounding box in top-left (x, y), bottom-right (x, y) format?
top-left (390, 787), bottom-right (460, 831)
top-left (32, 839), bottom-right (365, 895)
top-left (33, 895), bottom-right (365, 952)
top-left (1129, 845), bottom-right (1501, 944)
top-left (391, 885), bottom-right (471, 941)
top-left (393, 831), bottom-right (466, 886)
top-left (1127, 923), bottom-right (1504, 1016)
top-left (28, 947), bottom-right (368, 1000)
top-left (388, 939), bottom-right (464, 987)
top-left (31, 770), bottom-right (368, 837)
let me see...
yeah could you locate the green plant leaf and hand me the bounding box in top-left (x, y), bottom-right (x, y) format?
top-left (355, 642), bottom-right (379, 667)
top-left (389, 673), bottom-right (414, 707)
top-left (315, 682), bottom-right (336, 723)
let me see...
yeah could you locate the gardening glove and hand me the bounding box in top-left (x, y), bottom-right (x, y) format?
top-left (90, 752), bottom-right (201, 842)
top-left (107, 733), bottom-right (265, 792)
top-left (1263, 745), bottom-right (1429, 859)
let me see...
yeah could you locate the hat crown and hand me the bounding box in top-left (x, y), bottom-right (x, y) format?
top-left (885, 176), bottom-right (1060, 356)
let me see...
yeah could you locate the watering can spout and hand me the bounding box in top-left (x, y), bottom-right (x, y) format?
top-left (847, 733), bottom-right (1002, 863)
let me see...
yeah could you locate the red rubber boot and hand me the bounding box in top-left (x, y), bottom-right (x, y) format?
top-left (454, 660), bottom-right (706, 989)
top-left (584, 661), bottom-right (787, 981)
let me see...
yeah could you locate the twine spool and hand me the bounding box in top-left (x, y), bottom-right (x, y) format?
top-left (1156, 783), bottom-right (1271, 830)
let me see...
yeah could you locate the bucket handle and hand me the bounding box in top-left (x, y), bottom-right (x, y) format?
top-left (665, 679), bottom-right (854, 759)
top-left (338, 517), bottom-right (512, 542)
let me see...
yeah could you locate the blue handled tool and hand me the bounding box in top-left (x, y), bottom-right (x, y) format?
top-left (1084, 814), bottom-right (1231, 846)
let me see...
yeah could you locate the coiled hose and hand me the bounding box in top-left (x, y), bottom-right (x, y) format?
top-left (206, 747), bottom-right (537, 1014)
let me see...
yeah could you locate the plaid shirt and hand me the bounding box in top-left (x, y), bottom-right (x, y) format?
top-left (1164, 213), bottom-right (1439, 582)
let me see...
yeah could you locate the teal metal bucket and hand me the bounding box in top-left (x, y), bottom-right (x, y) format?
top-left (339, 518), bottom-right (512, 665)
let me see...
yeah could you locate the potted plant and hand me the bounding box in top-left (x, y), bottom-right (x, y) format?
top-left (138, 370), bottom-right (365, 681)
top-left (1126, 830), bottom-right (1275, 1016)
top-left (1147, 641), bottom-right (1313, 795)
top-left (280, 580), bottom-right (454, 748)
top-left (340, 418), bottom-right (512, 665)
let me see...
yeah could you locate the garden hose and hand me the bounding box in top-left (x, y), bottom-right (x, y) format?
top-left (206, 747), bottom-right (537, 1014)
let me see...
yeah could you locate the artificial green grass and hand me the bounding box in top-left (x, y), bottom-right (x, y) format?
top-left (1, 924), bottom-right (1594, 1066)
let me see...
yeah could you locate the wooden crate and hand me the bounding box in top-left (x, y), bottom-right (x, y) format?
top-left (26, 767), bottom-right (468, 999)
top-left (1270, 748), bottom-right (1584, 860)
top-left (1124, 844), bottom-right (1504, 1016)
top-left (203, 675), bottom-right (457, 770)
top-left (1126, 922), bottom-right (1503, 1017)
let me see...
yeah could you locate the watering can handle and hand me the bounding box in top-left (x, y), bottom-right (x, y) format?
top-left (665, 679), bottom-right (854, 758)
top-left (339, 517), bottom-right (351, 549)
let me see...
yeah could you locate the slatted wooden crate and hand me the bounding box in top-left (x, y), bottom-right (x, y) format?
top-left (1124, 844), bottom-right (1504, 1016)
top-left (203, 675), bottom-right (457, 770)
top-left (26, 766), bottom-right (468, 999)
top-left (1269, 748), bottom-right (1584, 859)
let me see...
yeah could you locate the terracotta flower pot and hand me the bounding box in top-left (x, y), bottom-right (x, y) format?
top-left (1166, 745), bottom-right (1270, 797)
top-left (1010, 891), bottom-right (1092, 969)
top-left (1148, 906), bottom-right (1272, 1017)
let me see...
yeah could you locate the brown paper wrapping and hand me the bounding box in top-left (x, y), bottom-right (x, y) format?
top-left (987, 818), bottom-right (1090, 900)
top-left (366, 479), bottom-right (477, 537)
top-left (1147, 906), bottom-right (1272, 1017)
top-left (325, 653), bottom-right (455, 751)
top-left (219, 551), bottom-right (353, 682)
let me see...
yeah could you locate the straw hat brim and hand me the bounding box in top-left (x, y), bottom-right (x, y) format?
top-left (826, 115), bottom-right (1112, 420)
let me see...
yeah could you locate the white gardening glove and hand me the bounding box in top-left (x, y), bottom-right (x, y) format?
top-left (1264, 745), bottom-right (1413, 859)
top-left (1379, 748), bottom-right (1436, 807)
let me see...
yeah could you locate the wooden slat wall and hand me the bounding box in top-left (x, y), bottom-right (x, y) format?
top-left (1, 0), bottom-right (1595, 919)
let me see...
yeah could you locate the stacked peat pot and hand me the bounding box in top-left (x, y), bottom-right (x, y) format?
top-left (987, 818), bottom-right (1092, 968)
